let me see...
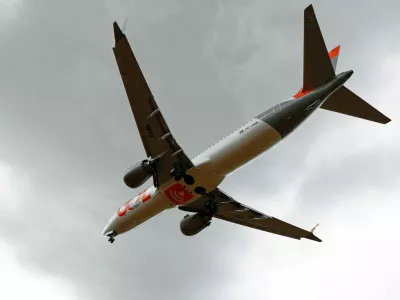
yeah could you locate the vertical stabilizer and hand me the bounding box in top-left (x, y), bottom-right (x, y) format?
top-left (294, 45), bottom-right (341, 98)
top-left (303, 5), bottom-right (335, 91)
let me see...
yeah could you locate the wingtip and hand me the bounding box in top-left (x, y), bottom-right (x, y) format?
top-left (305, 4), bottom-right (314, 13)
top-left (113, 21), bottom-right (125, 42)
top-left (306, 233), bottom-right (322, 242)
top-left (307, 223), bottom-right (322, 242)
top-left (382, 116), bottom-right (392, 124)
top-left (371, 113), bottom-right (391, 124)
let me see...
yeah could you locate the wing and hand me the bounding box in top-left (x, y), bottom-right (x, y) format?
top-left (112, 22), bottom-right (193, 186)
top-left (180, 188), bottom-right (321, 242)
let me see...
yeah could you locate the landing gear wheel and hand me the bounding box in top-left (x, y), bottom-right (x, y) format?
top-left (194, 186), bottom-right (206, 195)
top-left (170, 164), bottom-right (186, 182)
top-left (183, 174), bottom-right (195, 185)
top-left (106, 231), bottom-right (117, 244)
top-left (174, 174), bottom-right (183, 181)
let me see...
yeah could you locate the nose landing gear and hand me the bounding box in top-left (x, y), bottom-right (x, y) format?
top-left (106, 231), bottom-right (117, 243)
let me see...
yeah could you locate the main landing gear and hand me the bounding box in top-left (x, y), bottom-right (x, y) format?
top-left (204, 194), bottom-right (218, 217)
top-left (170, 164), bottom-right (195, 185)
top-left (106, 231), bottom-right (117, 243)
top-left (194, 187), bottom-right (218, 218)
top-left (170, 164), bottom-right (218, 217)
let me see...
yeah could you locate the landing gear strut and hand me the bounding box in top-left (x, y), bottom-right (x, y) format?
top-left (106, 231), bottom-right (117, 244)
top-left (192, 185), bottom-right (218, 217)
top-left (204, 195), bottom-right (218, 217)
top-left (170, 164), bottom-right (195, 185)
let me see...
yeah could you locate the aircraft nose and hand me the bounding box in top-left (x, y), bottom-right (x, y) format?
top-left (102, 214), bottom-right (117, 236)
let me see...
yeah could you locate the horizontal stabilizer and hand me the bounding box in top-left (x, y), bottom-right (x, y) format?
top-left (321, 86), bottom-right (391, 124)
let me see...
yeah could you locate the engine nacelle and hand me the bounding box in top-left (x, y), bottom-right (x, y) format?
top-left (180, 213), bottom-right (211, 236)
top-left (123, 160), bottom-right (154, 189)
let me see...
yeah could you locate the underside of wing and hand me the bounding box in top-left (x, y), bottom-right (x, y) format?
top-left (112, 22), bottom-right (193, 186)
top-left (180, 188), bottom-right (321, 242)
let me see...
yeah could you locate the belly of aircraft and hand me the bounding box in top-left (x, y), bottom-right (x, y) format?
top-left (113, 188), bottom-right (172, 234)
top-left (192, 119), bottom-right (282, 177)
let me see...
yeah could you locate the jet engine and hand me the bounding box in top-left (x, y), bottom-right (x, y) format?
top-left (180, 213), bottom-right (211, 236)
top-left (123, 160), bottom-right (155, 189)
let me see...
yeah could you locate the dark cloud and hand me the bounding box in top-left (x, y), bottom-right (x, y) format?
top-left (1, 0), bottom-right (400, 299)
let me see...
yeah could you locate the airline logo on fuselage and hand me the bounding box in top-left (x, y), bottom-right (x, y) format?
top-left (164, 183), bottom-right (193, 205)
top-left (117, 189), bottom-right (151, 217)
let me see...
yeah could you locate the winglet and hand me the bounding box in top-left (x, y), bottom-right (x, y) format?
top-left (113, 21), bottom-right (125, 42)
top-left (311, 223), bottom-right (319, 233)
top-left (304, 223), bottom-right (322, 242)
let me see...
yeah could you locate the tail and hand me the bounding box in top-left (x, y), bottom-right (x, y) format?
top-left (294, 5), bottom-right (339, 99)
top-left (321, 87), bottom-right (391, 124)
top-left (294, 45), bottom-right (340, 98)
top-left (294, 5), bottom-right (391, 124)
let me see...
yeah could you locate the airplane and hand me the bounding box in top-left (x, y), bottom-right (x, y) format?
top-left (102, 4), bottom-right (390, 244)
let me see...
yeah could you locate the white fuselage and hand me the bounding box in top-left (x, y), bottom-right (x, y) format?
top-left (102, 118), bottom-right (284, 236)
top-left (102, 63), bottom-right (354, 239)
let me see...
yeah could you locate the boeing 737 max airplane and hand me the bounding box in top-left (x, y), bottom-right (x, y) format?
top-left (102, 5), bottom-right (390, 243)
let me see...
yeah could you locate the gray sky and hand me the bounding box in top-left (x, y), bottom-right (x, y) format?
top-left (1, 0), bottom-right (399, 299)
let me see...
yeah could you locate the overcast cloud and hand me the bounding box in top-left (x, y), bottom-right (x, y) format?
top-left (1, 0), bottom-right (399, 299)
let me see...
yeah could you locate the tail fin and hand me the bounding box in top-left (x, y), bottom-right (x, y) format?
top-left (294, 5), bottom-right (337, 98)
top-left (302, 5), bottom-right (335, 91)
top-left (294, 5), bottom-right (391, 124)
top-left (294, 45), bottom-right (340, 98)
top-left (321, 86), bottom-right (391, 124)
